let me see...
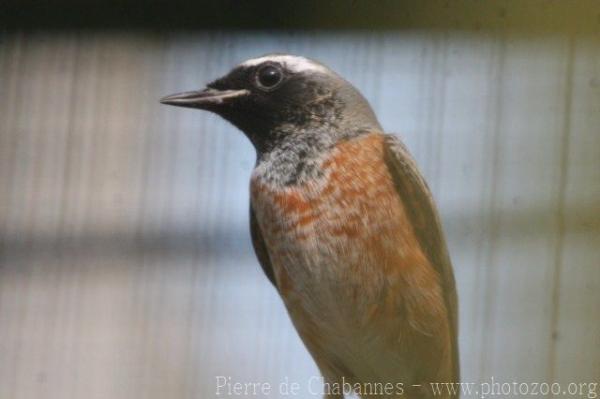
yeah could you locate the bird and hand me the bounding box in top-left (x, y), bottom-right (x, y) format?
top-left (161, 54), bottom-right (459, 398)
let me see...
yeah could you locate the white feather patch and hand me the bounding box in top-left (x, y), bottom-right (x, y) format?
top-left (240, 55), bottom-right (329, 74)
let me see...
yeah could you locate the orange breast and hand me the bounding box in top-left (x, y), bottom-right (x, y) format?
top-left (250, 133), bottom-right (450, 380)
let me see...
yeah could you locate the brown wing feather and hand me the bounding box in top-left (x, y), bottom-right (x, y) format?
top-left (250, 204), bottom-right (278, 288)
top-left (383, 134), bottom-right (460, 383)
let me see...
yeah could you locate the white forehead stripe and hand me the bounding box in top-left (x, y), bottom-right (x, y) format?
top-left (240, 55), bottom-right (329, 74)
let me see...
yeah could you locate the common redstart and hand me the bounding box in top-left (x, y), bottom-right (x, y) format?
top-left (161, 54), bottom-right (459, 398)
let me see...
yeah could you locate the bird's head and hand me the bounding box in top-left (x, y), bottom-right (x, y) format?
top-left (161, 54), bottom-right (381, 154)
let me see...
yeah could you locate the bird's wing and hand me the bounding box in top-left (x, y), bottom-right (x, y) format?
top-left (383, 134), bottom-right (460, 383)
top-left (250, 204), bottom-right (278, 288)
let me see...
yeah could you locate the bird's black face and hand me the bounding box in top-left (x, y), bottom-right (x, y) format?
top-left (161, 55), bottom-right (380, 153)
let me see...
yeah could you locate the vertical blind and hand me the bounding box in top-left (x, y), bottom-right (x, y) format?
top-left (0, 31), bottom-right (599, 398)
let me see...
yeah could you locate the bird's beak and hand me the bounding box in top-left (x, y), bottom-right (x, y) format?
top-left (160, 88), bottom-right (249, 109)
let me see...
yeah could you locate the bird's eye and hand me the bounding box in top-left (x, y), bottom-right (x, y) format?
top-left (255, 64), bottom-right (283, 90)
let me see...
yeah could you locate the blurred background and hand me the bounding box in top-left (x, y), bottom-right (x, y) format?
top-left (1, 1), bottom-right (599, 398)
